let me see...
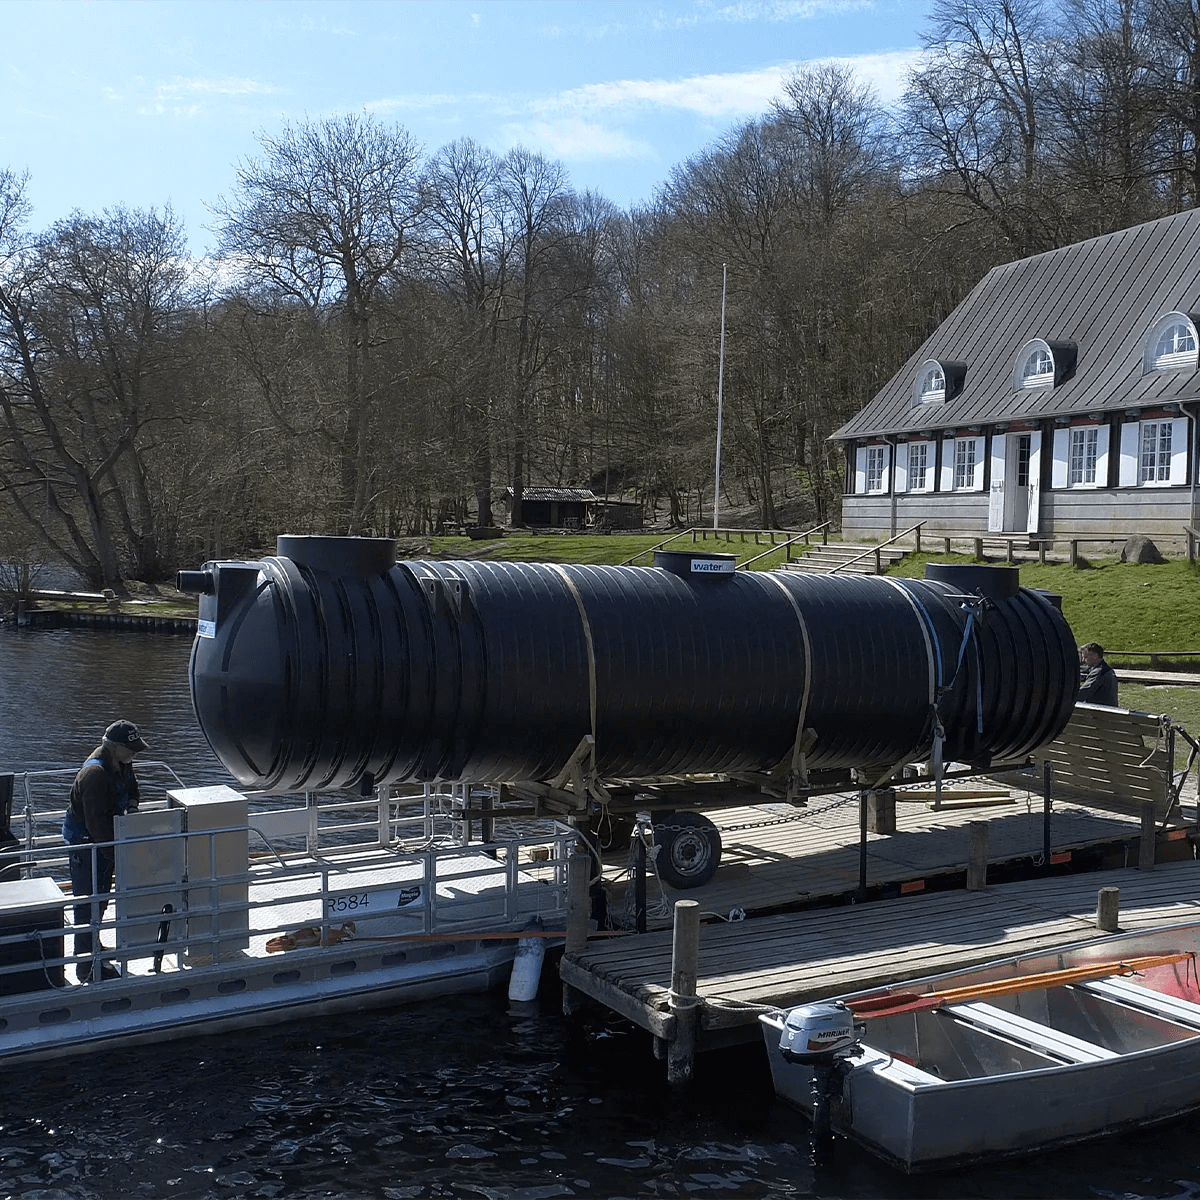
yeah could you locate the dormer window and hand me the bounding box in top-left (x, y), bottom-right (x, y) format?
top-left (918, 362), bottom-right (944, 403)
top-left (1145, 312), bottom-right (1200, 373)
top-left (1015, 340), bottom-right (1055, 389)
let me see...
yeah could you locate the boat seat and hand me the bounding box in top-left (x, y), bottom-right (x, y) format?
top-left (1078, 977), bottom-right (1200, 1030)
top-left (942, 1001), bottom-right (1119, 1064)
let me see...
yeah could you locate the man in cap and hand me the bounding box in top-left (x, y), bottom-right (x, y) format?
top-left (1078, 642), bottom-right (1119, 707)
top-left (62, 720), bottom-right (149, 982)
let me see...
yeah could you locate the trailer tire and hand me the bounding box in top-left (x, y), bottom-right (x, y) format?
top-left (653, 812), bottom-right (722, 889)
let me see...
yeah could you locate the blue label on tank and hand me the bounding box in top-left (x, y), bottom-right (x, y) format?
top-left (197, 619), bottom-right (217, 638)
top-left (691, 559), bottom-right (735, 573)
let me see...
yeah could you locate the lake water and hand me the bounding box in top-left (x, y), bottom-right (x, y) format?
top-left (1, 626), bottom-right (1197, 1199)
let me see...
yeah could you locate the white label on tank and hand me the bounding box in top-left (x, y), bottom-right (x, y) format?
top-left (197, 619), bottom-right (217, 638)
top-left (691, 559), bottom-right (735, 574)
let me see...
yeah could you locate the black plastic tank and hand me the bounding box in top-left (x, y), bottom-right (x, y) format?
top-left (178, 536), bottom-right (1079, 793)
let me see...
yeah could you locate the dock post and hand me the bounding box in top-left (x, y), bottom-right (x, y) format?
top-left (666, 899), bottom-right (701, 1088)
top-left (867, 788), bottom-right (896, 835)
top-left (1096, 887), bottom-right (1120, 931)
top-left (562, 851), bottom-right (591, 1016)
top-left (967, 822), bottom-right (989, 890)
top-left (1139, 801), bottom-right (1157, 871)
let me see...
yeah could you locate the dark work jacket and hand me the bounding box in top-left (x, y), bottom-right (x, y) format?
top-left (62, 745), bottom-right (140, 859)
top-left (1078, 660), bottom-right (1119, 707)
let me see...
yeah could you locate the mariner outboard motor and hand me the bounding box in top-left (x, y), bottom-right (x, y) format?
top-left (778, 1000), bottom-right (865, 1162)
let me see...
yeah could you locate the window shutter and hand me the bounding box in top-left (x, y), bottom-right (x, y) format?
top-left (1026, 431), bottom-right (1042, 534)
top-left (880, 444), bottom-right (891, 493)
top-left (1170, 416), bottom-right (1189, 485)
top-left (894, 443), bottom-right (908, 492)
top-left (1093, 425), bottom-right (1110, 488)
top-left (1051, 428), bottom-right (1069, 488)
top-left (855, 447), bottom-right (867, 494)
top-left (971, 438), bottom-right (985, 490)
top-left (1118, 422), bottom-right (1140, 486)
top-left (940, 440), bottom-right (955, 492)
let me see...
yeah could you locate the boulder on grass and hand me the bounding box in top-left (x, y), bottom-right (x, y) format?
top-left (1120, 534), bottom-right (1166, 564)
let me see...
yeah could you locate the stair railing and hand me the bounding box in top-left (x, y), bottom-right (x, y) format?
top-left (734, 522), bottom-right (833, 570)
top-left (828, 522), bottom-right (925, 575)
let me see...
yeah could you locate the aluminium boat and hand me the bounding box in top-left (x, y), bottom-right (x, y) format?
top-left (760, 921), bottom-right (1200, 1171)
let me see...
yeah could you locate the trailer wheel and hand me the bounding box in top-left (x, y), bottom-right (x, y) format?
top-left (653, 812), bottom-right (722, 889)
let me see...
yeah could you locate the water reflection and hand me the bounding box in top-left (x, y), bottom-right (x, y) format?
top-left (0, 627), bottom-right (225, 783)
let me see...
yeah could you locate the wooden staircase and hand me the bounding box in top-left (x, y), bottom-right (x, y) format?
top-left (782, 540), bottom-right (912, 575)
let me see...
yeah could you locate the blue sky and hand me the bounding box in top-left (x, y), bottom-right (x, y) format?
top-left (1, 0), bottom-right (930, 254)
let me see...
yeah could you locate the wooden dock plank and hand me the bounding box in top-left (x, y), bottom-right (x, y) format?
top-left (563, 859), bottom-right (1200, 1039)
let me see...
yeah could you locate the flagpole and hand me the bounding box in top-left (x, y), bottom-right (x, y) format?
top-left (713, 263), bottom-right (727, 531)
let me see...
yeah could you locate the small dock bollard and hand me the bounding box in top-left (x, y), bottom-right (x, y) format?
top-left (667, 899), bottom-right (701, 1088)
top-left (1097, 886), bottom-right (1120, 932)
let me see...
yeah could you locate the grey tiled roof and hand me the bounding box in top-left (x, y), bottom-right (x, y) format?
top-left (834, 208), bottom-right (1200, 441)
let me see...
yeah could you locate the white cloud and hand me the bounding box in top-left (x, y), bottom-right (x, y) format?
top-left (650, 0), bottom-right (873, 30)
top-left (496, 118), bottom-right (654, 162)
top-left (103, 75), bottom-right (280, 119)
top-left (532, 49), bottom-right (921, 121)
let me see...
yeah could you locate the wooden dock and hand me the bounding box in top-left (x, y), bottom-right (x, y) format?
top-left (563, 857), bottom-right (1200, 1051)
top-left (600, 782), bottom-right (1161, 926)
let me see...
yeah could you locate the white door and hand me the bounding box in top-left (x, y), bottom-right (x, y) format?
top-left (1025, 430), bottom-right (1041, 535)
top-left (1002, 434), bottom-right (1031, 532)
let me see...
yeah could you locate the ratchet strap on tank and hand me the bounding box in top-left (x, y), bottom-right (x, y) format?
top-left (763, 574), bottom-right (814, 804)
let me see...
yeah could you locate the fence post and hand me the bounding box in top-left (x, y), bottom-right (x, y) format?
top-left (1070, 540), bottom-right (1079, 567)
top-left (666, 900), bottom-right (701, 1087)
top-left (973, 537), bottom-right (983, 560)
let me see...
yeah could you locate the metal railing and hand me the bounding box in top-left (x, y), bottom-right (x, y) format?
top-left (828, 522), bottom-right (925, 574)
top-left (0, 776), bottom-right (572, 991)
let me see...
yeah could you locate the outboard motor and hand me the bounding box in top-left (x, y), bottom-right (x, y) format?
top-left (779, 1000), bottom-right (865, 1162)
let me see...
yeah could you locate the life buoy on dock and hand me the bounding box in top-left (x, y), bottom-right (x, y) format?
top-left (178, 536), bottom-right (1078, 794)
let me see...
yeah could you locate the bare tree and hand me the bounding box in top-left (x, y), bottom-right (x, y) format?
top-left (213, 113), bottom-right (423, 533)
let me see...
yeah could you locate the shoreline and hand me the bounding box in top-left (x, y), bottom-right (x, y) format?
top-left (4, 608), bottom-right (196, 633)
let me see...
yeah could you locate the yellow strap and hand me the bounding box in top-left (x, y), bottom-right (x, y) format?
top-left (763, 573), bottom-right (814, 797)
top-left (548, 564), bottom-right (598, 776)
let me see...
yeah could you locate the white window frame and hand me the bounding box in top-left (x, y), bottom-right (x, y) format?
top-left (1117, 417), bottom-right (1189, 487)
top-left (1144, 312), bottom-right (1200, 374)
top-left (912, 360), bottom-right (946, 406)
top-left (853, 444), bottom-right (891, 494)
top-left (940, 436), bottom-right (984, 492)
top-left (1013, 339), bottom-right (1055, 390)
top-left (866, 446), bottom-right (887, 493)
top-left (1052, 424), bottom-right (1110, 490)
top-left (1069, 426), bottom-right (1098, 485)
top-left (905, 440), bottom-right (934, 492)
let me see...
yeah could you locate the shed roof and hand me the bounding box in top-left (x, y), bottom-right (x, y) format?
top-left (505, 487), bottom-right (596, 502)
top-left (834, 208), bottom-right (1200, 441)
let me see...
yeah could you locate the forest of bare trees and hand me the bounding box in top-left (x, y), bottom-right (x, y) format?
top-left (3, 0), bottom-right (1200, 588)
